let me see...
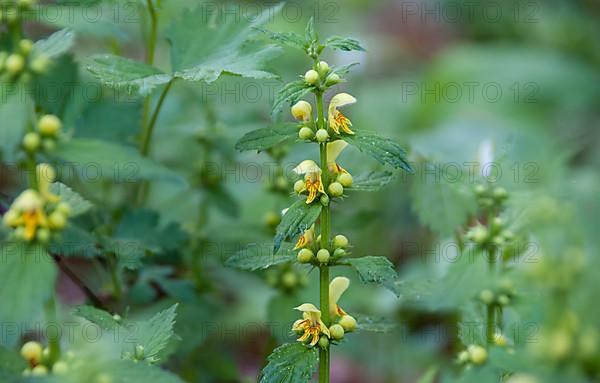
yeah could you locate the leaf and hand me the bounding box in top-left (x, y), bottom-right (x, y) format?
top-left (85, 359), bottom-right (184, 383)
top-left (128, 304), bottom-right (178, 363)
top-left (305, 17), bottom-right (317, 43)
top-left (0, 243), bottom-right (57, 346)
top-left (33, 54), bottom-right (78, 117)
top-left (0, 94), bottom-right (29, 162)
top-left (351, 171), bottom-right (394, 191)
top-left (205, 187), bottom-right (239, 218)
top-left (49, 182), bottom-right (93, 216)
top-left (257, 28), bottom-right (307, 51)
top-left (167, 4), bottom-right (282, 84)
top-left (73, 305), bottom-right (120, 331)
top-left (226, 243), bottom-right (295, 271)
top-left (259, 342), bottom-right (319, 383)
top-left (86, 54), bottom-right (172, 96)
top-left (325, 36), bottom-right (366, 52)
top-left (331, 62), bottom-right (359, 76)
top-left (54, 138), bottom-right (183, 183)
top-left (272, 80), bottom-right (312, 118)
top-left (32, 28), bottom-right (75, 58)
top-left (0, 346), bottom-right (27, 374)
top-left (343, 131), bottom-right (414, 173)
top-left (235, 123), bottom-right (298, 152)
top-left (347, 256), bottom-right (400, 296)
top-left (417, 366), bottom-right (439, 383)
top-left (273, 200), bottom-right (322, 253)
top-left (355, 315), bottom-right (397, 332)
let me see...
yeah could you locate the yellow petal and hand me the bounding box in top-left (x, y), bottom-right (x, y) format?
top-left (326, 140), bottom-right (348, 164)
top-left (328, 93), bottom-right (357, 116)
top-left (293, 160), bottom-right (319, 175)
top-left (13, 190), bottom-right (43, 211)
top-left (295, 303), bottom-right (321, 323)
top-left (329, 277), bottom-right (350, 317)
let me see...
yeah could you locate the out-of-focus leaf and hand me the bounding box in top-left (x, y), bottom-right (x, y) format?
top-left (235, 123), bottom-right (298, 152)
top-left (226, 243), bottom-right (295, 271)
top-left (347, 256), bottom-right (399, 296)
top-left (356, 315), bottom-right (397, 332)
top-left (273, 200), bottom-right (322, 253)
top-left (417, 366), bottom-right (438, 383)
top-left (325, 36), bottom-right (365, 52)
top-left (32, 28), bottom-right (75, 58)
top-left (351, 171), bottom-right (394, 191)
top-left (343, 131), bottom-right (414, 173)
top-left (259, 342), bottom-right (318, 383)
top-left (49, 182), bottom-right (93, 216)
top-left (258, 28), bottom-right (306, 51)
top-left (267, 293), bottom-right (299, 343)
top-left (205, 187), bottom-right (239, 218)
top-left (0, 94), bottom-right (29, 162)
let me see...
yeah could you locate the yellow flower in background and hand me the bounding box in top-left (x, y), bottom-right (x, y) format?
top-left (293, 160), bottom-right (325, 204)
top-left (294, 224), bottom-right (315, 250)
top-left (329, 277), bottom-right (350, 318)
top-left (292, 303), bottom-right (331, 346)
top-left (36, 163), bottom-right (59, 203)
top-left (328, 93), bottom-right (356, 135)
top-left (9, 189), bottom-right (47, 241)
top-left (326, 140), bottom-right (349, 174)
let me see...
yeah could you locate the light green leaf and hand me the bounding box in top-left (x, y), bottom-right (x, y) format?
top-left (0, 94), bottom-right (29, 162)
top-left (226, 243), bottom-right (295, 271)
top-left (49, 182), bottom-right (93, 216)
top-left (272, 80), bottom-right (312, 118)
top-left (417, 366), bottom-right (438, 383)
top-left (86, 55), bottom-right (171, 96)
top-left (347, 256), bottom-right (400, 296)
top-left (127, 304), bottom-right (178, 364)
top-left (73, 305), bottom-right (120, 331)
top-left (235, 123), bottom-right (298, 152)
top-left (76, 359), bottom-right (184, 383)
top-left (258, 28), bottom-right (307, 51)
top-left (355, 315), bottom-right (397, 332)
top-left (351, 171), bottom-right (394, 191)
top-left (259, 342), bottom-right (319, 383)
top-left (32, 28), bottom-right (75, 58)
top-left (325, 36), bottom-right (366, 52)
top-left (343, 131), bottom-right (414, 173)
top-left (274, 200), bottom-right (322, 253)
top-left (55, 138), bottom-right (183, 183)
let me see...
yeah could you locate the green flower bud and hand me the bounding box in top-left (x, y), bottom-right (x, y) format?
top-left (474, 184), bottom-right (487, 196)
top-left (339, 315), bottom-right (357, 332)
top-left (282, 271), bottom-right (298, 288)
top-left (275, 176), bottom-right (289, 191)
top-left (328, 182), bottom-right (343, 197)
top-left (501, 230), bottom-right (514, 241)
top-left (326, 73), bottom-right (341, 86)
top-left (42, 138), bottom-right (57, 152)
top-left (5, 54), bottom-right (25, 76)
top-left (38, 114), bottom-right (62, 136)
top-left (304, 69), bottom-right (320, 85)
top-left (320, 194), bottom-right (330, 206)
top-left (112, 314), bottom-right (122, 322)
top-left (318, 336), bottom-right (329, 349)
top-left (329, 324), bottom-right (344, 341)
top-left (18, 39), bottom-right (33, 55)
top-left (333, 248), bottom-right (346, 259)
top-left (333, 234), bottom-right (349, 248)
top-left (263, 211), bottom-right (280, 228)
top-left (52, 361), bottom-right (69, 374)
top-left (471, 225), bottom-right (488, 244)
top-left (30, 55), bottom-right (50, 75)
top-left (36, 228), bottom-right (51, 243)
top-left (22, 132), bottom-right (41, 152)
top-left (20, 341), bottom-right (43, 364)
top-left (316, 249), bottom-right (330, 264)
top-left (468, 344), bottom-right (487, 365)
top-left (493, 187), bottom-right (508, 200)
top-left (317, 61), bottom-right (329, 76)
top-left (48, 211), bottom-right (67, 230)
top-left (479, 289), bottom-right (494, 305)
top-left (294, 179), bottom-right (305, 194)
top-left (134, 345), bottom-right (145, 360)
top-left (298, 127), bottom-right (314, 140)
top-left (498, 294), bottom-right (510, 306)
top-left (297, 248), bottom-right (314, 263)
top-left (315, 129), bottom-right (328, 143)
top-left (338, 173), bottom-right (352, 187)
top-left (457, 350), bottom-right (469, 363)
top-left (31, 365), bottom-right (48, 376)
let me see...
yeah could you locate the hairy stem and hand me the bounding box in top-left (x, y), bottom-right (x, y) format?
top-left (486, 209), bottom-right (497, 346)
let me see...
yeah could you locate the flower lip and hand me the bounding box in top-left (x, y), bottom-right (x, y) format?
top-left (329, 93), bottom-right (357, 111)
top-left (328, 93), bottom-right (357, 135)
top-left (329, 277), bottom-right (350, 318)
top-left (293, 160), bottom-right (320, 175)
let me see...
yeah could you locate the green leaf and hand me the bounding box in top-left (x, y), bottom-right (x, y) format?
top-left (343, 131), bottom-right (414, 173)
top-left (205, 187), bottom-right (239, 218)
top-left (355, 315), bottom-right (397, 332)
top-left (273, 200), bottom-right (322, 253)
top-left (331, 62), bottom-right (359, 76)
top-left (305, 17), bottom-right (317, 43)
top-left (86, 55), bottom-right (171, 96)
top-left (81, 359), bottom-right (184, 383)
top-left (417, 366), bottom-right (439, 383)
top-left (347, 256), bottom-right (400, 296)
top-left (49, 182), bottom-right (93, 216)
top-left (325, 36), bottom-right (366, 52)
top-left (0, 243), bottom-right (57, 346)
top-left (128, 304), bottom-right (178, 364)
top-left (259, 342), bottom-right (318, 383)
top-left (226, 243), bottom-right (295, 271)
top-left (0, 94), bottom-right (29, 162)
top-left (235, 123), bottom-right (298, 152)
top-left (0, 346), bottom-right (27, 374)
top-left (272, 80), bottom-right (312, 118)
top-left (73, 305), bottom-right (120, 331)
top-left (351, 171), bottom-right (394, 191)
top-left (257, 28), bottom-right (307, 51)
top-left (32, 28), bottom-right (75, 58)
top-left (55, 138), bottom-right (183, 183)
top-left (167, 5), bottom-right (282, 84)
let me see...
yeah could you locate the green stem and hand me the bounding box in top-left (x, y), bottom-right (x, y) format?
top-left (140, 79), bottom-right (174, 156)
top-left (44, 294), bottom-right (60, 364)
top-left (145, 0), bottom-right (158, 66)
top-left (108, 254), bottom-right (122, 301)
top-left (486, 209), bottom-right (497, 346)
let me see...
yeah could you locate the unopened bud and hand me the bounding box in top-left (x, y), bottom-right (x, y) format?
top-left (315, 129), bottom-right (329, 143)
top-left (333, 234), bottom-right (348, 248)
top-left (339, 315), bottom-right (357, 332)
top-left (298, 127), bottom-right (314, 140)
top-left (338, 173), bottom-right (352, 187)
top-left (329, 324), bottom-right (344, 340)
top-left (317, 249), bottom-right (330, 264)
top-left (328, 182), bottom-right (343, 197)
top-left (291, 101), bottom-right (312, 121)
top-left (304, 69), bottom-right (320, 85)
top-left (297, 249), bottom-right (314, 263)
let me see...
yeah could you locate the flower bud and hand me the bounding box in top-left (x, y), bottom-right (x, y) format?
top-left (333, 248), bottom-right (346, 259)
top-left (316, 249), bottom-right (330, 264)
top-left (318, 336), bottom-right (329, 349)
top-left (457, 350), bottom-right (469, 363)
top-left (48, 212), bottom-right (67, 230)
top-left (467, 345), bottom-right (487, 365)
top-left (42, 139), bottom-right (56, 152)
top-left (5, 54), bottom-right (25, 76)
top-left (338, 173), bottom-right (352, 187)
top-left (493, 187), bottom-right (508, 200)
top-left (30, 55), bottom-right (50, 74)
top-left (339, 315), bottom-right (357, 332)
top-left (291, 101), bottom-right (312, 121)
top-left (22, 132), bottom-right (41, 152)
top-left (333, 234), bottom-right (348, 248)
top-left (471, 225), bottom-right (488, 244)
top-left (474, 184), bottom-right (487, 196)
top-left (497, 294), bottom-right (510, 306)
top-left (52, 361), bottom-right (69, 374)
top-left (328, 182), bottom-right (343, 197)
top-left (36, 228), bottom-right (51, 243)
top-left (298, 127), bottom-right (314, 140)
top-left (294, 180), bottom-right (305, 193)
top-left (275, 176), bottom-right (289, 191)
top-left (329, 324), bottom-right (344, 341)
top-left (14, 189), bottom-right (43, 211)
top-left (31, 365), bottom-right (48, 376)
top-left (3, 209), bottom-right (20, 227)
top-left (282, 271), bottom-right (298, 288)
top-left (320, 194), bottom-right (329, 206)
top-left (134, 345), bottom-right (145, 360)
top-left (494, 332), bottom-right (508, 346)
top-left (36, 163), bottom-right (56, 183)
top-left (56, 202), bottom-right (71, 216)
top-left (304, 69), bottom-right (319, 85)
top-left (19, 39), bottom-right (34, 55)
top-left (326, 73), bottom-right (341, 86)
top-left (315, 129), bottom-right (328, 143)
top-left (317, 61), bottom-right (329, 76)
top-left (38, 114), bottom-right (62, 137)
top-left (20, 341), bottom-right (43, 365)
top-left (297, 248), bottom-right (314, 263)
top-left (479, 289), bottom-right (494, 305)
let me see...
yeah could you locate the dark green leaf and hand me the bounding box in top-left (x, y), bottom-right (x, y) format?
top-left (325, 36), bottom-right (366, 52)
top-left (73, 305), bottom-right (120, 331)
top-left (272, 80), bottom-right (312, 118)
top-left (347, 256), bottom-right (400, 296)
top-left (259, 342), bottom-right (318, 383)
top-left (235, 123), bottom-right (298, 152)
top-left (343, 131), bottom-right (414, 172)
top-left (273, 200), bottom-right (322, 253)
top-left (226, 243), bottom-right (295, 271)
top-left (351, 171), bottom-right (394, 191)
top-left (0, 94), bottom-right (29, 162)
top-left (205, 187), bottom-right (239, 218)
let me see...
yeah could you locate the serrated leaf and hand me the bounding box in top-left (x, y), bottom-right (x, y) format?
top-left (325, 36), bottom-right (366, 52)
top-left (259, 342), bottom-right (319, 383)
top-left (305, 17), bottom-right (317, 43)
top-left (347, 256), bottom-right (400, 296)
top-left (54, 138), bottom-right (183, 183)
top-left (331, 62), bottom-right (359, 76)
top-left (86, 55), bottom-right (171, 96)
top-left (49, 182), bottom-right (93, 216)
top-left (32, 28), bottom-right (75, 58)
top-left (351, 171), bottom-right (394, 191)
top-left (226, 243), bottom-right (295, 271)
top-left (273, 200), bottom-right (322, 253)
top-left (235, 123), bottom-right (298, 152)
top-left (167, 5), bottom-right (282, 84)
top-left (343, 131), bottom-right (414, 172)
top-left (73, 305), bottom-right (120, 331)
top-left (272, 80), bottom-right (312, 118)
top-left (257, 28), bottom-right (307, 51)
top-left (128, 304), bottom-right (178, 363)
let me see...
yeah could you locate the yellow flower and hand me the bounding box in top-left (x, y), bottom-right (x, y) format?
top-left (293, 160), bottom-right (325, 204)
top-left (329, 277), bottom-right (350, 319)
top-left (326, 140), bottom-right (349, 174)
top-left (291, 101), bottom-right (313, 122)
top-left (11, 190), bottom-right (47, 241)
top-left (328, 93), bottom-right (356, 135)
top-left (294, 224), bottom-right (315, 250)
top-left (36, 163), bottom-right (60, 203)
top-left (292, 303), bottom-right (330, 346)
